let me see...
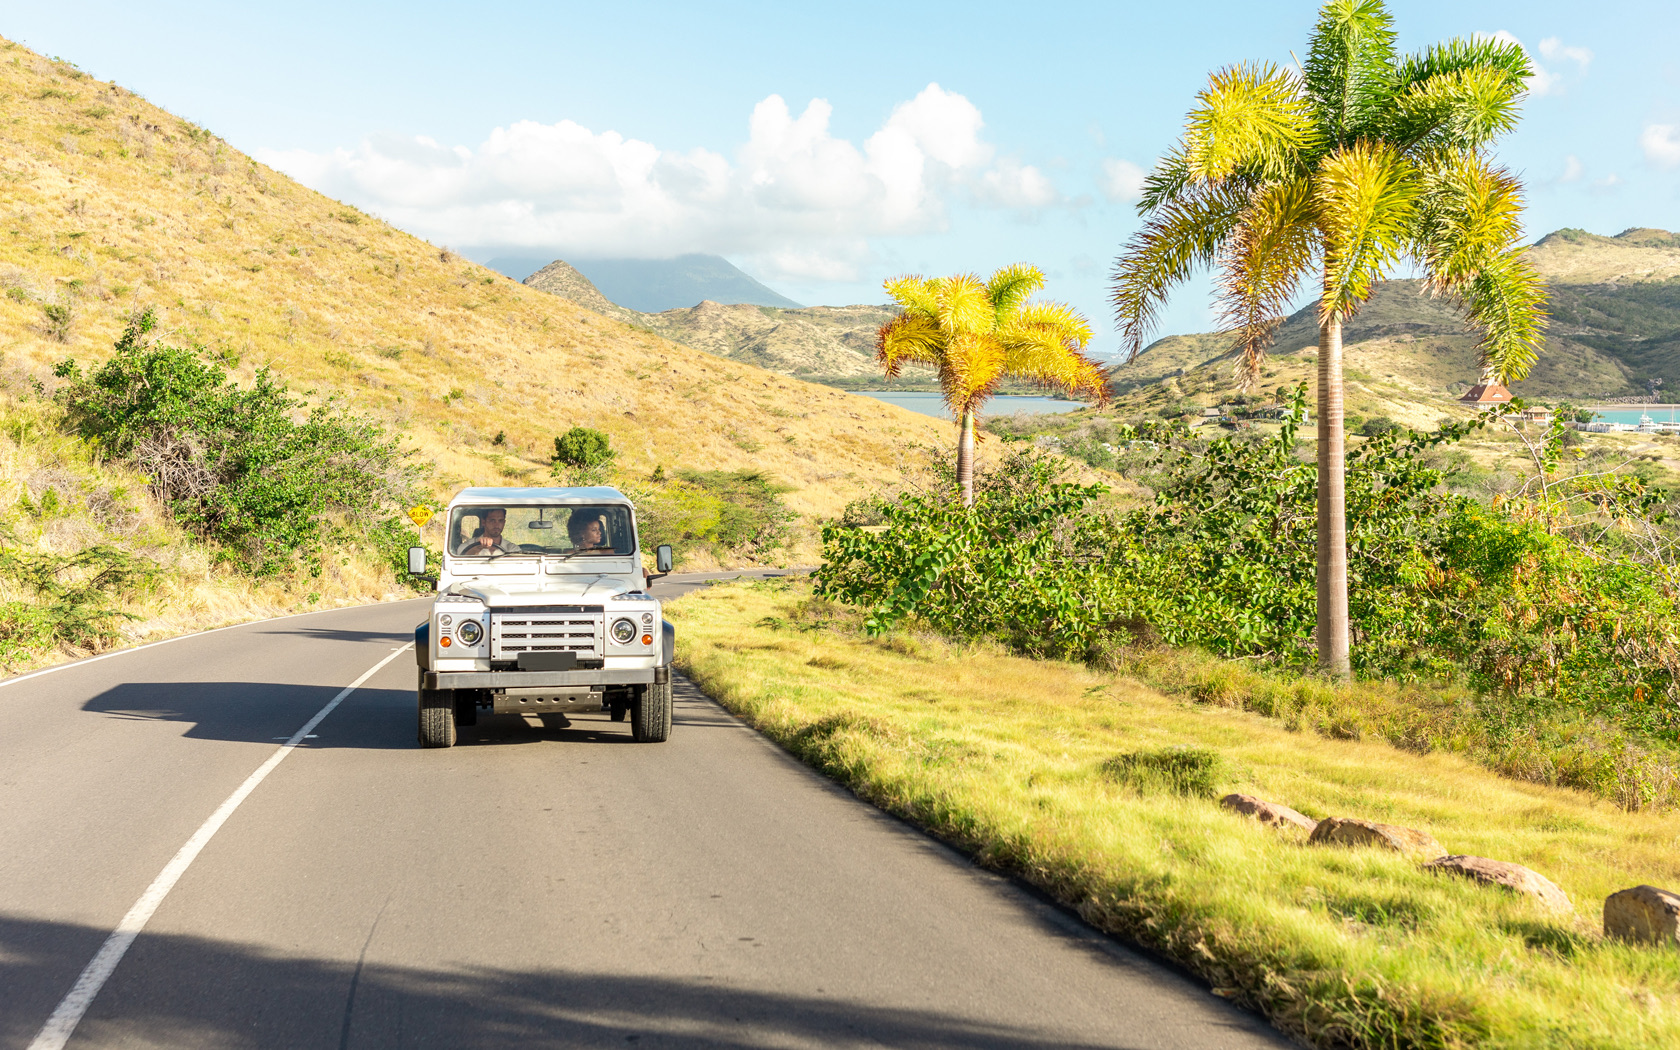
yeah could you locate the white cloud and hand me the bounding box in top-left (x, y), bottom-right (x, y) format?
top-left (1538, 37), bottom-right (1593, 70)
top-left (1642, 124), bottom-right (1680, 169)
top-left (1098, 158), bottom-right (1147, 204)
top-left (1559, 154), bottom-right (1583, 183)
top-left (257, 83), bottom-right (1057, 284)
top-left (1488, 30), bottom-right (1590, 97)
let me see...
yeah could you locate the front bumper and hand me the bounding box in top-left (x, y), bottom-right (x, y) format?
top-left (423, 666), bottom-right (669, 690)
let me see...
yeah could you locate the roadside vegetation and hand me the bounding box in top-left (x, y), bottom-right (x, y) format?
top-left (671, 578), bottom-right (1680, 1050)
top-left (819, 406), bottom-right (1680, 811)
top-left (0, 309), bottom-right (427, 669)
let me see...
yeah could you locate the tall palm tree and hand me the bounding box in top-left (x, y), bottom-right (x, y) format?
top-left (1111, 0), bottom-right (1548, 675)
top-left (878, 264), bottom-right (1109, 506)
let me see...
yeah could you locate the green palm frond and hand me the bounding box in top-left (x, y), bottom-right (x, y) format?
top-left (1217, 177), bottom-right (1319, 386)
top-left (1315, 139), bottom-right (1421, 319)
top-left (1457, 248), bottom-right (1548, 382)
top-left (985, 263), bottom-right (1046, 324)
top-left (1394, 36), bottom-right (1531, 90)
top-left (1184, 62), bottom-right (1318, 182)
top-left (1413, 153), bottom-right (1524, 292)
top-left (1137, 150), bottom-right (1194, 213)
top-left (1110, 180), bottom-right (1249, 358)
top-left (1390, 65), bottom-right (1525, 151)
top-left (1304, 0), bottom-right (1399, 142)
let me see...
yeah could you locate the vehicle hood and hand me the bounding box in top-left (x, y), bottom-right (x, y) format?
top-left (443, 574), bottom-right (636, 605)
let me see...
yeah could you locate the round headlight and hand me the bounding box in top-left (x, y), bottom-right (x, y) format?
top-left (611, 618), bottom-right (638, 644)
top-left (439, 614), bottom-right (452, 627)
top-left (640, 612), bottom-right (655, 627)
top-left (457, 620), bottom-right (483, 646)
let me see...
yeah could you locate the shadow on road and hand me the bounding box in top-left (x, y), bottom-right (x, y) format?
top-left (80, 681), bottom-right (418, 750)
top-left (0, 913), bottom-right (1168, 1050)
top-left (76, 681), bottom-right (726, 751)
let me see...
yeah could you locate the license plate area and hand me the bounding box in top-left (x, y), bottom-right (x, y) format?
top-left (493, 686), bottom-right (601, 714)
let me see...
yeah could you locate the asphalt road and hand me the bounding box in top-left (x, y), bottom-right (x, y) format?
top-left (1, 572), bottom-right (1289, 1049)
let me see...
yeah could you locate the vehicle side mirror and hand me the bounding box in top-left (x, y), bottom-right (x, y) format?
top-left (407, 546), bottom-right (428, 575)
top-left (656, 544), bottom-right (673, 573)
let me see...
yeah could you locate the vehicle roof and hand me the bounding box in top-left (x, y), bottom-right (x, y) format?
top-left (448, 486), bottom-right (631, 507)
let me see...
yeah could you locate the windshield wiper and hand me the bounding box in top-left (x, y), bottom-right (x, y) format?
top-left (547, 548), bottom-right (621, 563)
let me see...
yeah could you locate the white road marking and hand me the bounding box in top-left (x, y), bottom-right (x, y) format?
top-left (26, 644), bottom-right (414, 1050)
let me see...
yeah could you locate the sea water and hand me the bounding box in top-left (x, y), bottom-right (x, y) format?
top-left (854, 391), bottom-right (1086, 420)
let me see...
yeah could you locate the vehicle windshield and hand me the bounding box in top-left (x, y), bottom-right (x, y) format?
top-left (448, 504), bottom-right (634, 558)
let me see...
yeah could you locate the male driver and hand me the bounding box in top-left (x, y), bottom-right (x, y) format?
top-left (456, 507), bottom-right (520, 556)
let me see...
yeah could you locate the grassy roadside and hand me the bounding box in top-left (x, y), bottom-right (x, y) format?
top-left (669, 578), bottom-right (1680, 1050)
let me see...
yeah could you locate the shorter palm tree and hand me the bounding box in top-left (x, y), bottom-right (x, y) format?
top-left (877, 264), bottom-right (1109, 505)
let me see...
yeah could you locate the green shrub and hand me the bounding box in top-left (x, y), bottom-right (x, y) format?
top-left (629, 470), bottom-right (792, 561)
top-left (54, 309), bottom-right (419, 576)
top-left (1357, 415), bottom-right (1399, 437)
top-left (551, 425), bottom-right (615, 485)
top-left (0, 541), bottom-right (158, 665)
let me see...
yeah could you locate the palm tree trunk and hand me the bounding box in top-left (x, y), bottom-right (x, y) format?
top-left (957, 408), bottom-right (975, 507)
top-left (1316, 312), bottom-right (1351, 677)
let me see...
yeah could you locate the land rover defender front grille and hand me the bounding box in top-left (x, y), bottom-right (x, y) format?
top-left (490, 610), bottom-right (603, 660)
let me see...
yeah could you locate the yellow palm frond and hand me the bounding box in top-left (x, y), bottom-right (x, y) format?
top-left (1217, 176), bottom-right (1320, 387)
top-left (1000, 335), bottom-right (1109, 405)
top-left (1009, 300), bottom-right (1095, 348)
top-left (1184, 62), bottom-right (1318, 182)
top-left (1315, 139), bottom-right (1422, 320)
top-left (876, 313), bottom-right (945, 378)
top-left (883, 274), bottom-right (939, 317)
top-left (941, 331), bottom-right (1008, 417)
top-left (933, 273), bottom-right (992, 338)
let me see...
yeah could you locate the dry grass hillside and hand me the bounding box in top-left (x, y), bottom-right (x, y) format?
top-left (0, 38), bottom-right (953, 522)
top-left (0, 37), bottom-right (962, 667)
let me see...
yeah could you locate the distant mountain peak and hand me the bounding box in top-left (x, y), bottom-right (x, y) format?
top-left (489, 252), bottom-right (799, 312)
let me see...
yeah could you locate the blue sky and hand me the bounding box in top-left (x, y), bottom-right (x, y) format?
top-left (4, 1), bottom-right (1677, 356)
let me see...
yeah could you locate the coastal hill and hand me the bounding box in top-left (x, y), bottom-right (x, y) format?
top-left (523, 261), bottom-right (919, 385)
top-left (1108, 227), bottom-right (1680, 418)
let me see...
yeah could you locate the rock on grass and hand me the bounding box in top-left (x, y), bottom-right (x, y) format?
top-left (1309, 817), bottom-right (1447, 860)
top-left (1424, 855), bottom-right (1572, 914)
top-left (1220, 793), bottom-right (1317, 832)
top-left (1604, 885), bottom-right (1680, 945)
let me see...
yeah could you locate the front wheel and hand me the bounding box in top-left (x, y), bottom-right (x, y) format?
top-left (631, 680), bottom-right (672, 743)
top-left (418, 688), bottom-right (457, 748)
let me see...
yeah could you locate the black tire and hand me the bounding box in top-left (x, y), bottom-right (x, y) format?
top-left (418, 688), bottom-right (457, 748)
top-left (453, 691), bottom-right (478, 727)
top-left (609, 703), bottom-right (627, 723)
top-left (631, 680), bottom-right (672, 743)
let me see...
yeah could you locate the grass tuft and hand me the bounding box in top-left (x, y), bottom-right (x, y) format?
top-left (1099, 745), bottom-right (1226, 798)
